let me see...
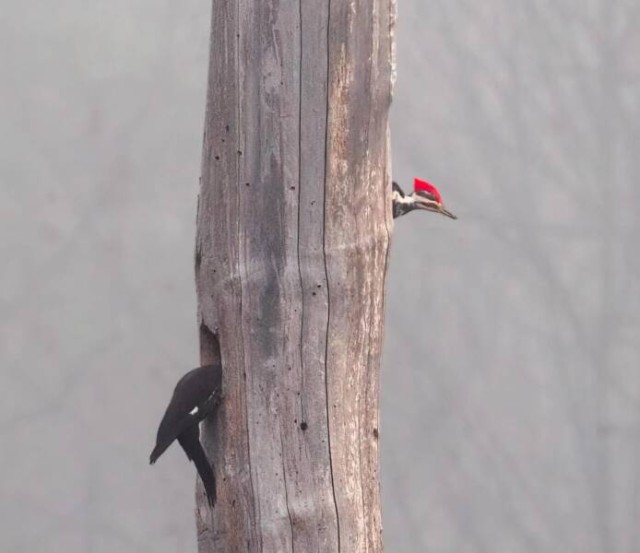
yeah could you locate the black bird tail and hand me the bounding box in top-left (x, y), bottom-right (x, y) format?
top-left (178, 429), bottom-right (217, 507)
top-left (191, 440), bottom-right (217, 507)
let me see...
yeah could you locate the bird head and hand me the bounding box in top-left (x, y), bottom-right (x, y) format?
top-left (412, 178), bottom-right (457, 219)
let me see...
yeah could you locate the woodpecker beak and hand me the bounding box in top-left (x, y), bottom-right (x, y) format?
top-left (415, 198), bottom-right (457, 219)
top-left (437, 204), bottom-right (457, 219)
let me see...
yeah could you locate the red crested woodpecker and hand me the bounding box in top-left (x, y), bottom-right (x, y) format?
top-left (392, 178), bottom-right (457, 220)
top-left (150, 364), bottom-right (222, 507)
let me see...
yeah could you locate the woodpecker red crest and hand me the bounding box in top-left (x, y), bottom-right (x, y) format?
top-left (414, 178), bottom-right (443, 204)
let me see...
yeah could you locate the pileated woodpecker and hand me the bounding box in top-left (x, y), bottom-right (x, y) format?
top-left (150, 364), bottom-right (222, 507)
top-left (392, 178), bottom-right (457, 220)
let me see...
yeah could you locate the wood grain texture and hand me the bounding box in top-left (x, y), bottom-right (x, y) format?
top-left (195, 0), bottom-right (394, 550)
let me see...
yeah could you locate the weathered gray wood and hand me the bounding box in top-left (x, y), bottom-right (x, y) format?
top-left (195, 0), bottom-right (395, 551)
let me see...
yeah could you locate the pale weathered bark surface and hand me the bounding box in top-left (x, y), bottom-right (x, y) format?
top-left (194, 0), bottom-right (395, 551)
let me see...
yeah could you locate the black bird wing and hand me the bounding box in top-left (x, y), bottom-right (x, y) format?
top-left (178, 424), bottom-right (217, 507)
top-left (150, 364), bottom-right (222, 464)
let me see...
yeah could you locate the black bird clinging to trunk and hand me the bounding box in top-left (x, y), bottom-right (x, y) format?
top-left (392, 177), bottom-right (457, 220)
top-left (150, 363), bottom-right (222, 507)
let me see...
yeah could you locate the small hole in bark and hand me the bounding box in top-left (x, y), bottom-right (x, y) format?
top-left (237, 150), bottom-right (242, 156)
top-left (215, 155), bottom-right (220, 160)
top-left (373, 428), bottom-right (379, 439)
top-left (300, 422), bottom-right (308, 431)
top-left (225, 124), bottom-right (230, 132)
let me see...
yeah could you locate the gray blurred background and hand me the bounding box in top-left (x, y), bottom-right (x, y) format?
top-left (2, 0), bottom-right (639, 551)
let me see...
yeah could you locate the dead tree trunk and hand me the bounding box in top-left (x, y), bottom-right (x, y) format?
top-left (195, 0), bottom-right (395, 551)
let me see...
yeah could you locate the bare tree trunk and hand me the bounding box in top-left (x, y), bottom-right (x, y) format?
top-left (194, 0), bottom-right (395, 550)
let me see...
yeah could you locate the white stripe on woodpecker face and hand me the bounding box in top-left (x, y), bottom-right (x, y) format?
top-left (189, 406), bottom-right (199, 416)
top-left (392, 190), bottom-right (415, 206)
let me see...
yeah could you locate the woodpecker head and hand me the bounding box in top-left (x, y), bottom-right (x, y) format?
top-left (392, 178), bottom-right (457, 219)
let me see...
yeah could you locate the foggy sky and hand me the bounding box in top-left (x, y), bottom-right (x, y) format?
top-left (1, 1), bottom-right (639, 551)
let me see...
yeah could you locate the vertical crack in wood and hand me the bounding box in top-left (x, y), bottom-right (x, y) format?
top-left (280, 428), bottom-right (296, 552)
top-left (360, 1), bottom-right (377, 546)
top-left (296, 0), bottom-right (307, 441)
top-left (236, 1), bottom-right (260, 550)
top-left (322, 0), bottom-right (342, 549)
top-left (291, 0), bottom-right (304, 549)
